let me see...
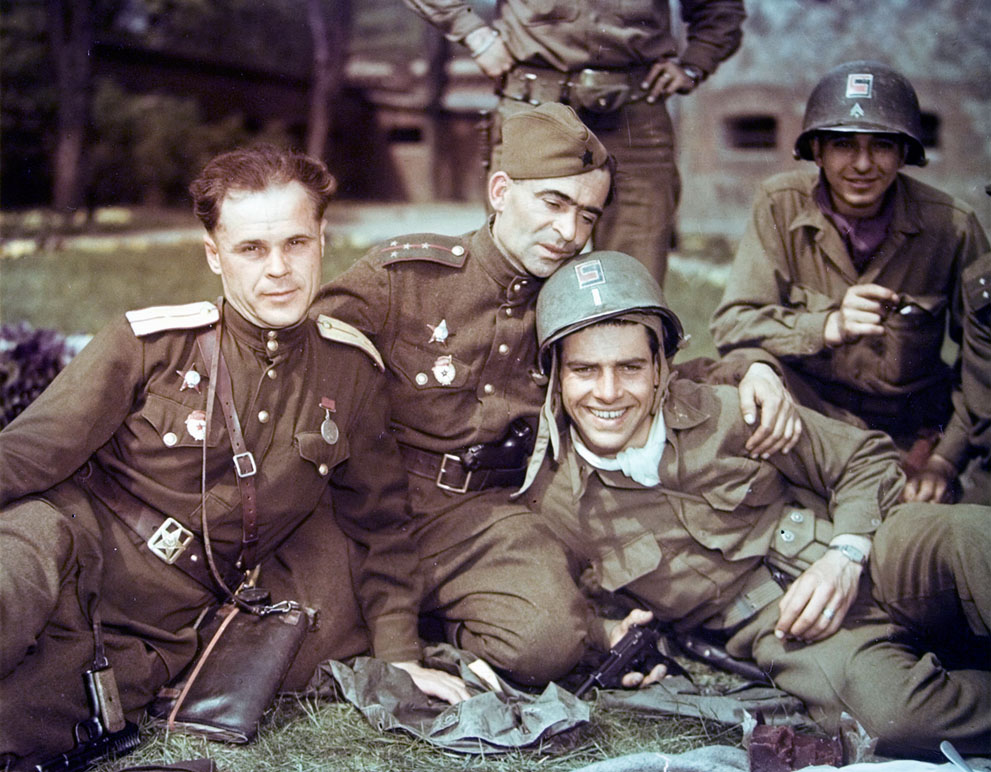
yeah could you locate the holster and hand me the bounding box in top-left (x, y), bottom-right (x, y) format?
top-left (148, 597), bottom-right (313, 743)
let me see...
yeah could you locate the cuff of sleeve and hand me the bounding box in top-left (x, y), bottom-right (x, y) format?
top-left (794, 310), bottom-right (832, 355)
top-left (370, 612), bottom-right (422, 663)
top-left (934, 424), bottom-right (969, 471)
top-left (678, 50), bottom-right (714, 77)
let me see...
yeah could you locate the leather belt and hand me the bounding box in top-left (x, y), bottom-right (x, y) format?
top-left (399, 444), bottom-right (526, 493)
top-left (498, 63), bottom-right (653, 109)
top-left (76, 461), bottom-right (243, 594)
top-left (708, 563), bottom-right (791, 631)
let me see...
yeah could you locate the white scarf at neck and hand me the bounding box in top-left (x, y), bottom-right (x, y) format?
top-left (571, 409), bottom-right (666, 487)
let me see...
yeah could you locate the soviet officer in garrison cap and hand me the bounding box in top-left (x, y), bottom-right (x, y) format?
top-left (314, 102), bottom-right (801, 687)
top-left (711, 61), bottom-right (990, 504)
top-left (0, 145), bottom-right (466, 768)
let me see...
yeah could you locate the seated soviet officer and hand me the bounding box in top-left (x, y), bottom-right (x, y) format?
top-left (519, 250), bottom-right (990, 756)
top-left (314, 102), bottom-right (800, 687)
top-left (710, 60), bottom-right (990, 502)
top-left (0, 144), bottom-right (465, 769)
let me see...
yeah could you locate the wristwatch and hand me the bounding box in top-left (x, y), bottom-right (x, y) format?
top-left (679, 63), bottom-right (704, 86)
top-left (828, 543), bottom-right (867, 566)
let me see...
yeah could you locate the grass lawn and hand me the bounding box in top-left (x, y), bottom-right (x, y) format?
top-left (2, 221), bottom-right (741, 772)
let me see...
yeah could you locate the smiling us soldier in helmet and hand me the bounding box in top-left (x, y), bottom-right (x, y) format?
top-left (711, 60), bottom-right (990, 504)
top-left (520, 249), bottom-right (991, 757)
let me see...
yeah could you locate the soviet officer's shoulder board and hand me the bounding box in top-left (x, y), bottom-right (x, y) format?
top-left (125, 301), bottom-right (219, 337)
top-left (369, 233), bottom-right (468, 269)
top-left (315, 315), bottom-right (384, 371)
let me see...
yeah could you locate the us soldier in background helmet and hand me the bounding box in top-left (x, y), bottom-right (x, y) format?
top-left (711, 61), bottom-right (990, 503)
top-left (520, 250), bottom-right (991, 756)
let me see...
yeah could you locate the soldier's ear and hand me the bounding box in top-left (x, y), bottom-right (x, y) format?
top-left (489, 171), bottom-right (512, 213)
top-left (204, 234), bottom-right (222, 276)
top-left (811, 137), bottom-right (824, 167)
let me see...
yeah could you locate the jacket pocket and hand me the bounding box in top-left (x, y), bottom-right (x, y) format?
top-left (296, 430), bottom-right (349, 477)
top-left (140, 392), bottom-right (226, 448)
top-left (597, 531), bottom-right (662, 592)
top-left (766, 505), bottom-right (832, 576)
top-left (389, 338), bottom-right (472, 391)
top-left (876, 294), bottom-right (947, 387)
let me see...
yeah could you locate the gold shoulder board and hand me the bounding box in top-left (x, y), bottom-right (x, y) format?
top-left (125, 301), bottom-right (219, 337)
top-left (315, 315), bottom-right (385, 371)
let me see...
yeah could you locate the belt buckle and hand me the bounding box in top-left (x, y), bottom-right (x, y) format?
top-left (233, 451), bottom-right (257, 478)
top-left (436, 453), bottom-right (471, 494)
top-left (147, 517), bottom-right (194, 565)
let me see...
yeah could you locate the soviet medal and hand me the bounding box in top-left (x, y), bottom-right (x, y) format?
top-left (185, 409), bottom-right (207, 441)
top-left (177, 365), bottom-right (203, 392)
top-left (320, 396), bottom-right (339, 445)
top-left (431, 355), bottom-right (456, 386)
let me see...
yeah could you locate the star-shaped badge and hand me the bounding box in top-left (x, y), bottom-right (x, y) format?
top-left (428, 319), bottom-right (450, 344)
top-left (177, 365), bottom-right (203, 392)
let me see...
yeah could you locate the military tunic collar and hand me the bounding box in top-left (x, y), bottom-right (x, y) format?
top-left (221, 301), bottom-right (308, 359)
top-left (471, 220), bottom-right (540, 303)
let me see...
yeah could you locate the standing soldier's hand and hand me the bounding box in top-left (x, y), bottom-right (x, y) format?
top-left (465, 27), bottom-right (514, 79)
top-left (643, 60), bottom-right (698, 101)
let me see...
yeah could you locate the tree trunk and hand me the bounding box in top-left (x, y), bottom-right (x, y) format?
top-left (305, 0), bottom-right (350, 160)
top-left (48, 0), bottom-right (93, 211)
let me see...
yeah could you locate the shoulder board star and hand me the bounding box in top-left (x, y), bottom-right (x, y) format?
top-left (126, 301), bottom-right (219, 337)
top-left (371, 233), bottom-right (469, 269)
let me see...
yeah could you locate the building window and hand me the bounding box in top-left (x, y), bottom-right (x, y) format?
top-left (724, 115), bottom-right (778, 150)
top-left (919, 111), bottom-right (940, 148)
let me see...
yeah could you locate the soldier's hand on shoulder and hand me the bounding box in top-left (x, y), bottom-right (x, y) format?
top-left (394, 661), bottom-right (472, 704)
top-left (738, 363), bottom-right (803, 458)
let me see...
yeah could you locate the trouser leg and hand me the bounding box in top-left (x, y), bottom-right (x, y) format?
top-left (872, 502), bottom-right (991, 639)
top-left (419, 511), bottom-right (586, 685)
top-left (581, 100), bottom-right (679, 286)
top-left (263, 511), bottom-right (370, 691)
top-left (730, 585), bottom-right (991, 756)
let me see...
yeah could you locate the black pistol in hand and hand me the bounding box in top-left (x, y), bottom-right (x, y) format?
top-left (35, 665), bottom-right (140, 772)
top-left (574, 623), bottom-right (687, 698)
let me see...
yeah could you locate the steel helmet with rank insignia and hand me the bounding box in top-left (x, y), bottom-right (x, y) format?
top-left (516, 251), bottom-right (684, 496)
top-left (794, 60), bottom-right (927, 166)
top-left (536, 250), bottom-right (685, 373)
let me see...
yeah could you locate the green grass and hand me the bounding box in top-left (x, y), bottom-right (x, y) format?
top-left (87, 690), bottom-right (742, 772)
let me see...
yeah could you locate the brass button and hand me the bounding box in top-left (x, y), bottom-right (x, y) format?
top-left (483, 383), bottom-right (494, 395)
top-left (318, 463), bottom-right (329, 476)
top-left (504, 308), bottom-right (513, 317)
top-left (163, 432), bottom-right (178, 447)
top-left (451, 245), bottom-right (465, 256)
top-left (498, 343), bottom-right (509, 355)
top-left (267, 330), bottom-right (278, 339)
top-left (258, 410), bottom-right (270, 423)
top-left (415, 372), bottom-right (429, 386)
top-left (266, 339), bottom-right (279, 354)
top-left (789, 511), bottom-right (804, 523)
top-left (266, 368), bottom-right (277, 379)
top-left (779, 529), bottom-right (795, 543)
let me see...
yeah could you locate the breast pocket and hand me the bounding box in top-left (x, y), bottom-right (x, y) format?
top-left (877, 294), bottom-right (947, 387)
top-left (296, 430), bottom-right (350, 479)
top-left (390, 338), bottom-right (472, 391)
top-left (140, 392), bottom-right (226, 449)
top-left (597, 532), bottom-right (662, 592)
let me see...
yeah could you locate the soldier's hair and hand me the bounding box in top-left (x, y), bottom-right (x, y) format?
top-left (190, 144), bottom-right (337, 232)
top-left (558, 319), bottom-right (661, 358)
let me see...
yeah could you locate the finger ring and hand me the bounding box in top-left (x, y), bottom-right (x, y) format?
top-left (822, 608), bottom-right (836, 620)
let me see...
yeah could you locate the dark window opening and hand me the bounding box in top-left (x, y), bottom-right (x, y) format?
top-left (387, 126), bottom-right (423, 143)
top-left (919, 112), bottom-right (940, 148)
top-left (724, 115), bottom-right (778, 150)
